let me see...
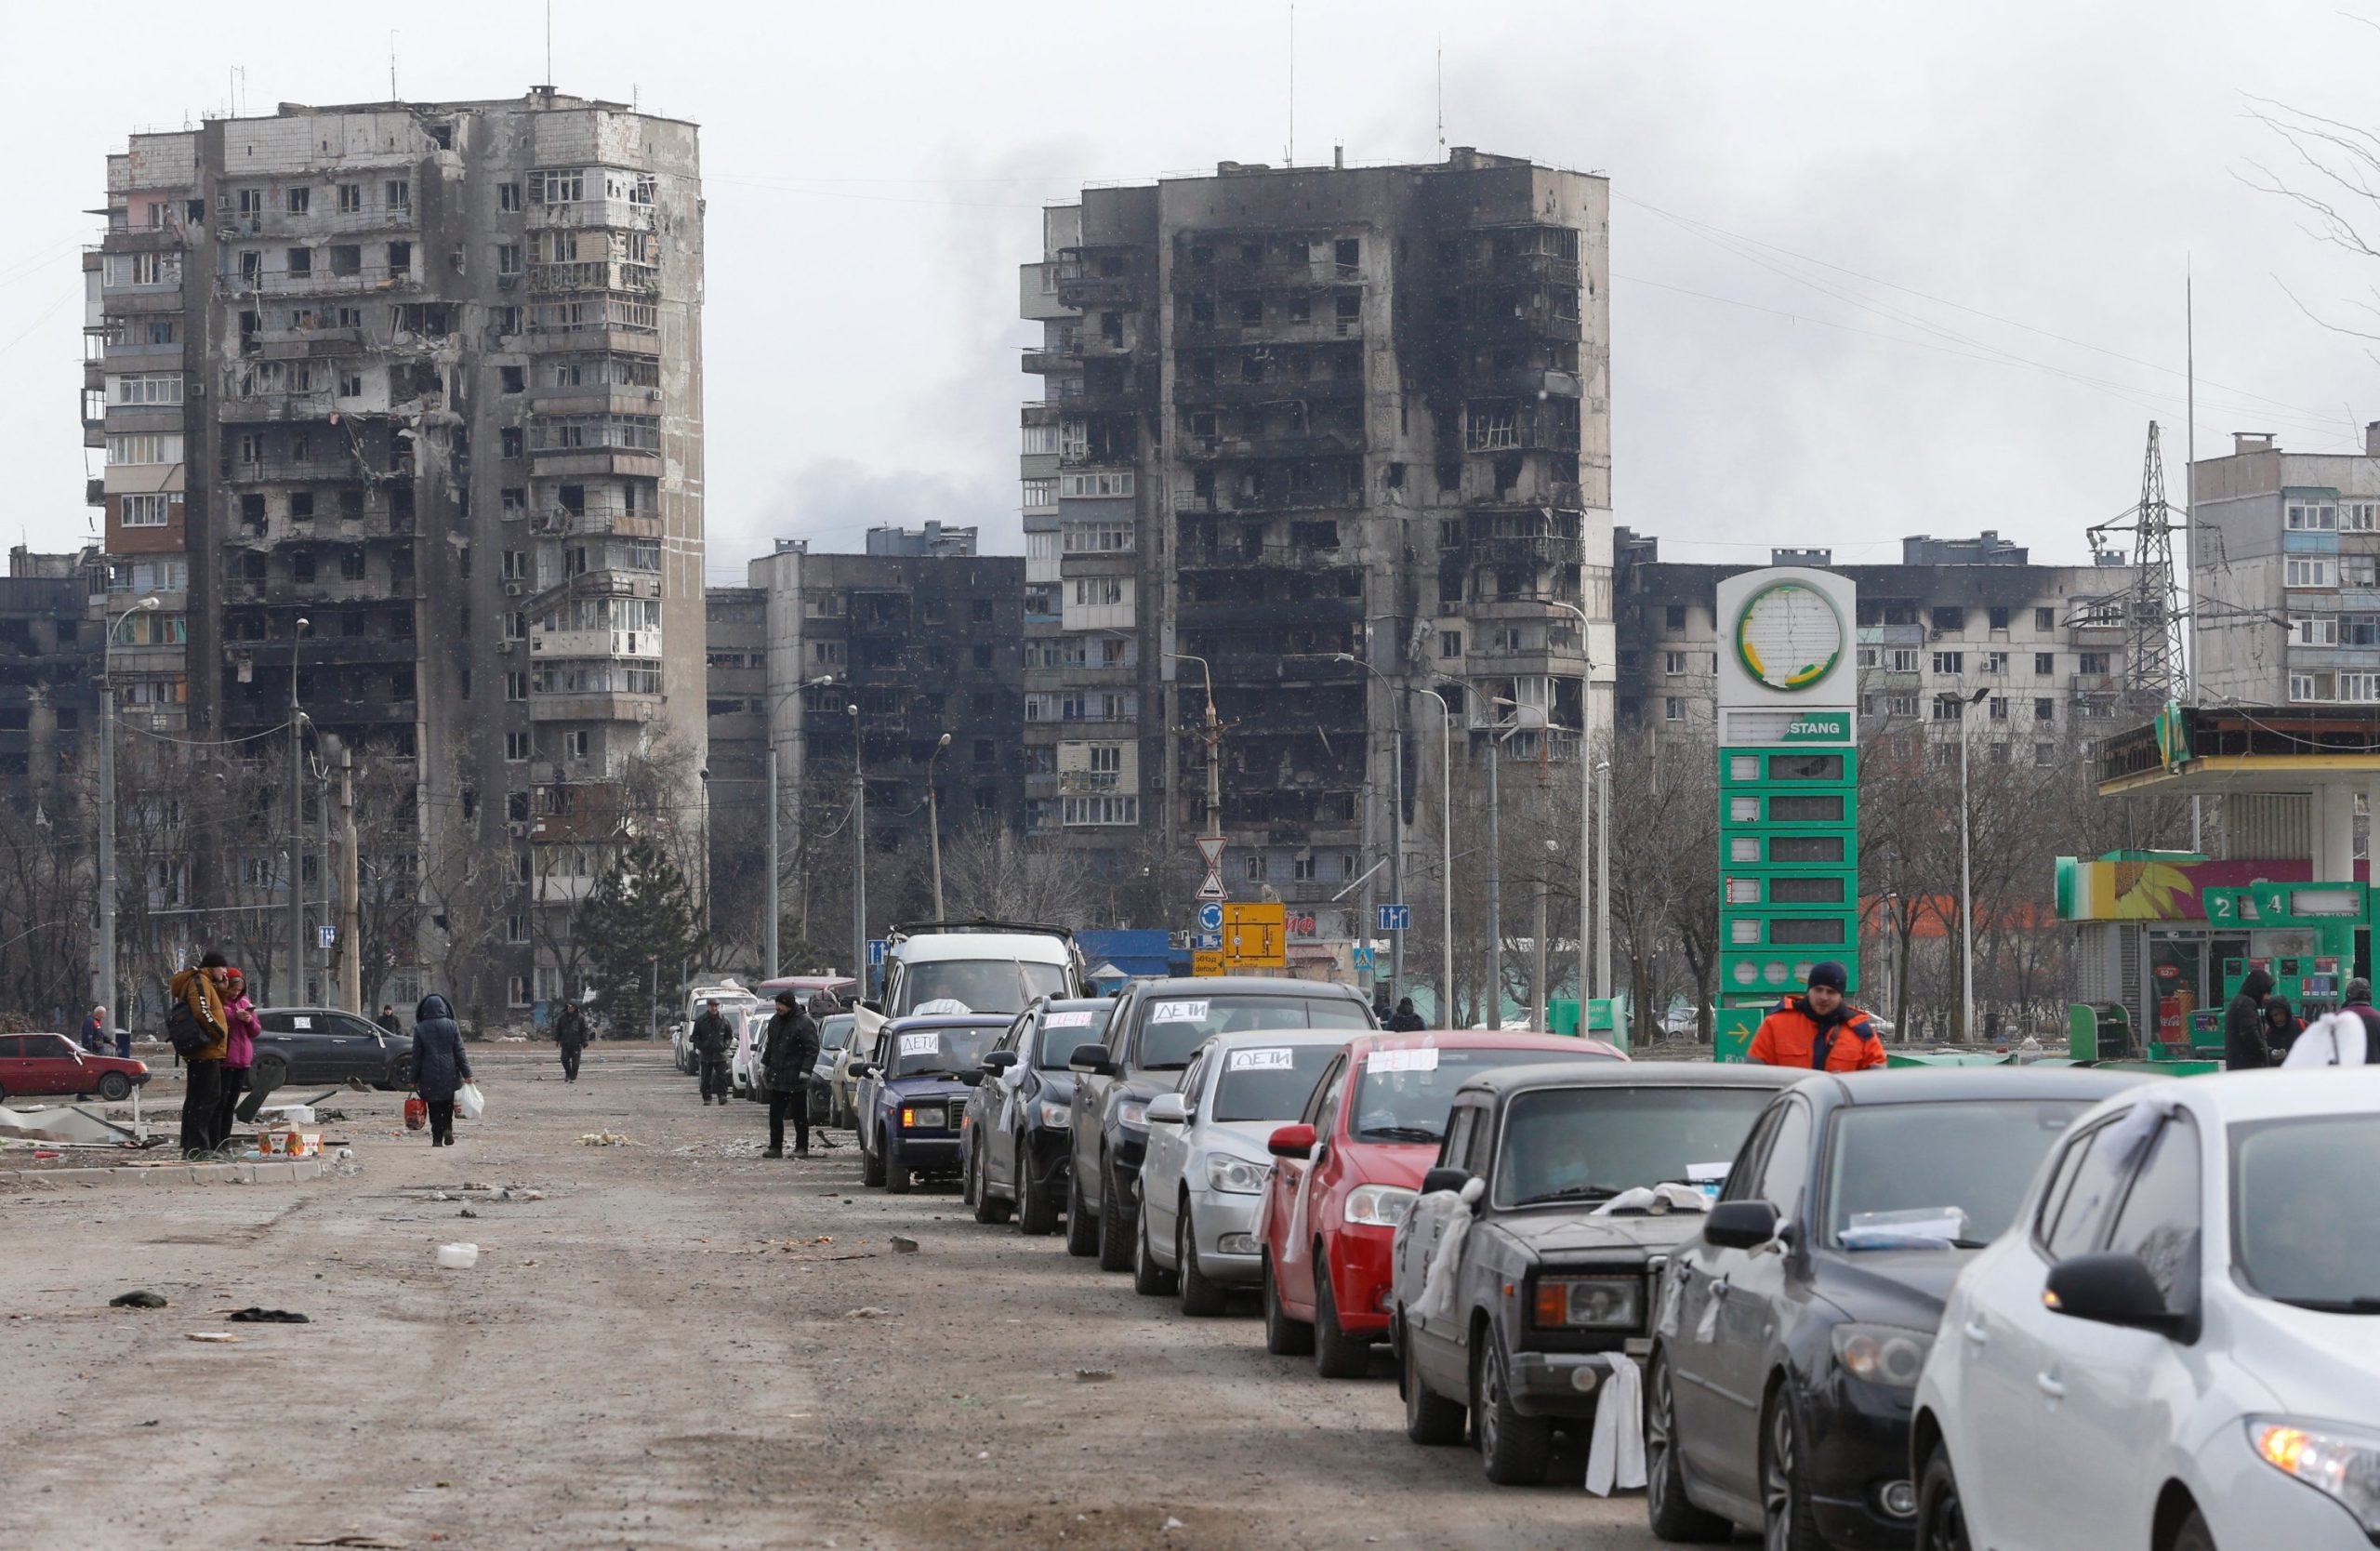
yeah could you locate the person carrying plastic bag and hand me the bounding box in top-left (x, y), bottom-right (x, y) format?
top-left (411, 994), bottom-right (474, 1147)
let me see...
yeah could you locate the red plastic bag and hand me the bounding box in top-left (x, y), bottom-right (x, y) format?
top-left (403, 1095), bottom-right (429, 1132)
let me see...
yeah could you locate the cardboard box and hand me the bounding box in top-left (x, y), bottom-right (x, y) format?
top-left (258, 1130), bottom-right (323, 1158)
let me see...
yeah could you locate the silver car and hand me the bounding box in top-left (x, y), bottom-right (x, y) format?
top-left (1131, 1028), bottom-right (1357, 1316)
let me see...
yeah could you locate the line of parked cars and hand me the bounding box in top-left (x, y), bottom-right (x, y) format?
top-left (840, 947), bottom-right (2380, 1551)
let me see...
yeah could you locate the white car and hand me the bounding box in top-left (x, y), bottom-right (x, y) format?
top-left (856, 924), bottom-right (1081, 1047)
top-left (1912, 1068), bottom-right (2380, 1551)
top-left (730, 1005), bottom-right (775, 1100)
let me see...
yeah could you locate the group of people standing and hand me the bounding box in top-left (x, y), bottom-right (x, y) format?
top-left (686, 991), bottom-right (828, 1159)
top-left (2225, 967), bottom-right (2380, 1068)
top-left (166, 953), bottom-right (258, 1158)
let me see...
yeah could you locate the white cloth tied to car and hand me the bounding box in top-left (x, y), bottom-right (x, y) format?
top-left (1410, 1179), bottom-right (1483, 1323)
top-left (1590, 1183), bottom-right (1711, 1217)
top-left (2283, 1010), bottom-right (2370, 1067)
top-left (1583, 1355), bottom-right (1646, 1496)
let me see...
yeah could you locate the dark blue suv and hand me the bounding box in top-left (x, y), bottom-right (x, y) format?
top-left (853, 1014), bottom-right (1007, 1195)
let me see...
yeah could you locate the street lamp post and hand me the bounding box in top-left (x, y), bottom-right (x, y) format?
top-left (1595, 760), bottom-right (1611, 1008)
top-left (1956, 686), bottom-right (1990, 1041)
top-left (1333, 653), bottom-right (1404, 1001)
top-left (1415, 687), bottom-right (1454, 1024)
top-left (927, 731), bottom-right (952, 919)
top-left (847, 700), bottom-right (866, 989)
top-left (96, 594), bottom-right (159, 1016)
top-left (763, 673), bottom-right (840, 982)
top-left (287, 617), bottom-right (311, 1004)
top-left (1165, 652), bottom-right (1223, 848)
top-left (1548, 601), bottom-right (1598, 1025)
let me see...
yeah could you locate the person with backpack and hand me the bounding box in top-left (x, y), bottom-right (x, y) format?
top-left (760, 990), bottom-right (821, 1159)
top-left (214, 967), bottom-right (260, 1152)
top-left (1746, 961), bottom-right (1887, 1071)
top-left (410, 994), bottom-right (472, 1147)
top-left (552, 1000), bottom-right (591, 1082)
top-left (166, 953), bottom-right (231, 1158)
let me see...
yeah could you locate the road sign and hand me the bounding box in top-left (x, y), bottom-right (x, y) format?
top-left (1196, 869), bottom-right (1228, 902)
top-left (1352, 946), bottom-right (1377, 973)
top-left (1197, 901), bottom-right (1223, 934)
top-left (866, 938), bottom-right (888, 968)
top-left (1376, 904), bottom-right (1410, 933)
top-left (1194, 931), bottom-right (1222, 952)
top-left (1192, 950), bottom-right (1224, 976)
top-left (1221, 902), bottom-right (1286, 968)
top-left (318, 924), bottom-right (337, 949)
top-left (1195, 835), bottom-right (1227, 870)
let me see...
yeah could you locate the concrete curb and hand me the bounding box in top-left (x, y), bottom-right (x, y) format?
top-left (0, 1158), bottom-right (328, 1188)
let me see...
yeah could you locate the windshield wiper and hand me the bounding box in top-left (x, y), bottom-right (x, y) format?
top-left (1513, 1185), bottom-right (1620, 1207)
top-left (2278, 1295), bottom-right (2380, 1313)
top-left (1357, 1125), bottom-right (1442, 1143)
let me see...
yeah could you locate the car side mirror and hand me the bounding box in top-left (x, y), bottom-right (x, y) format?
top-left (1146, 1093), bottom-right (1190, 1125)
top-left (847, 1061), bottom-right (872, 1079)
top-left (1069, 1043), bottom-right (1118, 1076)
top-left (983, 1050), bottom-right (1019, 1072)
top-left (1421, 1166), bottom-right (1472, 1197)
top-left (2044, 1252), bottom-right (2183, 1333)
top-left (956, 1069), bottom-right (984, 1087)
top-left (1268, 1122), bottom-right (1316, 1160)
top-left (1703, 1200), bottom-right (1781, 1251)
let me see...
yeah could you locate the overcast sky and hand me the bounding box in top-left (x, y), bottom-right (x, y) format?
top-left (9, 0), bottom-right (2380, 579)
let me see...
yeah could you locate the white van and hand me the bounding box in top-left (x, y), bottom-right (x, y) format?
top-left (855, 923), bottom-right (1083, 1046)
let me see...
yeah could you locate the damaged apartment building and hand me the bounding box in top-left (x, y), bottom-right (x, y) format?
top-left (87, 89), bottom-right (704, 1014)
top-left (1021, 150), bottom-right (1613, 938)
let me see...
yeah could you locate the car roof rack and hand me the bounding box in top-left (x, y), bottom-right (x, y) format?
top-left (887, 919), bottom-right (1076, 944)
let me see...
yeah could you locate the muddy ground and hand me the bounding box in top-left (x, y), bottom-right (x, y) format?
top-left (1, 1045), bottom-right (1677, 1550)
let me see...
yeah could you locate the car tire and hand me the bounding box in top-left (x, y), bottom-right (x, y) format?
top-left (384, 1056), bottom-right (411, 1090)
top-left (1646, 1349), bottom-right (1732, 1543)
top-left (1402, 1321), bottom-right (1467, 1445)
top-left (1176, 1204), bottom-right (1227, 1317)
top-left (1313, 1258), bottom-right (1370, 1378)
top-left (1064, 1164), bottom-right (1099, 1257)
top-left (1761, 1390), bottom-right (1825, 1551)
top-left (1095, 1156), bottom-right (1135, 1272)
top-left (972, 1147), bottom-right (1012, 1225)
top-left (1018, 1142), bottom-right (1061, 1238)
top-left (1262, 1252), bottom-right (1315, 1356)
top-left (960, 1142), bottom-right (978, 1206)
top-left (1914, 1441), bottom-right (1973, 1551)
top-left (1473, 1337), bottom-right (1554, 1485)
top-left (2172, 1509), bottom-right (2217, 1551)
top-left (98, 1072), bottom-right (133, 1102)
top-left (1133, 1204), bottom-right (1178, 1296)
top-left (861, 1132), bottom-right (887, 1188)
top-left (885, 1138), bottom-right (912, 1195)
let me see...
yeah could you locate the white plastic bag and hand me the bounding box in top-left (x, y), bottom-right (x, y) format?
top-left (456, 1082), bottom-right (485, 1120)
top-left (436, 1242), bottom-right (480, 1269)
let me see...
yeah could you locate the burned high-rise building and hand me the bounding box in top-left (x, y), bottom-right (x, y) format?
top-left (1021, 150), bottom-right (1612, 945)
top-left (87, 90), bottom-right (705, 1016)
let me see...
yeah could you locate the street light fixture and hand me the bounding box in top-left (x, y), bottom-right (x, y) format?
top-left (288, 616), bottom-right (311, 1004)
top-left (94, 595), bottom-right (158, 1015)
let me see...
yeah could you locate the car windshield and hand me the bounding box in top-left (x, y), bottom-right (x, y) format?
top-left (1137, 995), bottom-right (1371, 1070)
top-left (818, 1014), bottom-right (854, 1053)
top-left (888, 1024), bottom-right (1003, 1078)
top-left (900, 960), bottom-right (1070, 1016)
top-left (1210, 1042), bottom-right (1342, 1123)
top-left (1824, 1100), bottom-right (2091, 1250)
top-left (1494, 1086), bottom-right (1778, 1208)
top-left (2233, 1114), bottom-right (2380, 1310)
top-left (1035, 1006), bottom-right (1113, 1066)
top-left (1349, 1045), bottom-right (1615, 1144)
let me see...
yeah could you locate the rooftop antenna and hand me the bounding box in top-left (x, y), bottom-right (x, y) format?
top-left (1436, 35), bottom-right (1446, 153)
top-left (389, 31), bottom-right (399, 101)
top-left (1287, 1), bottom-right (1295, 166)
top-left (546, 0), bottom-right (554, 88)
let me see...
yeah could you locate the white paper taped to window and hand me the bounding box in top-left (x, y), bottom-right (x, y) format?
top-left (1044, 1011), bottom-right (1093, 1028)
top-left (1151, 1001), bottom-right (1209, 1023)
top-left (1228, 1047), bottom-right (1294, 1071)
top-left (1368, 1046), bottom-right (1439, 1073)
top-left (898, 1031), bottom-right (940, 1057)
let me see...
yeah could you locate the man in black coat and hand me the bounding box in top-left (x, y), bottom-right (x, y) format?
top-left (553, 1000), bottom-right (591, 1082)
top-left (2224, 966), bottom-right (2277, 1070)
top-left (760, 990), bottom-right (822, 1158)
top-left (691, 1000), bottom-right (734, 1105)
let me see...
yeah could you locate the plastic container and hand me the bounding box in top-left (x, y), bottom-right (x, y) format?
top-left (435, 1242), bottom-right (480, 1269)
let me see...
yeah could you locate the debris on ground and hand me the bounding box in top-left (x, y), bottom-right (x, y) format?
top-left (435, 1243), bottom-right (480, 1269)
top-left (578, 1133), bottom-right (631, 1147)
top-left (457, 1208), bottom-right (479, 1219)
top-left (227, 1307), bottom-right (310, 1323)
top-left (109, 1290), bottom-right (168, 1309)
top-left (844, 1306), bottom-right (895, 1319)
top-left (1074, 1369), bottom-right (1113, 1383)
top-left (184, 1332), bottom-right (239, 1344)
top-left (890, 1235), bottom-right (919, 1253)
top-left (1, 1103), bottom-right (149, 1147)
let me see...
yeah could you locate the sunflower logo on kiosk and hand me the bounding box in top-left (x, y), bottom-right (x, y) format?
top-left (1733, 581), bottom-right (1844, 693)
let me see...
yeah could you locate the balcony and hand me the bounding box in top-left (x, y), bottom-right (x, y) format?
top-left (1469, 534), bottom-right (1584, 568)
top-left (529, 508), bottom-right (663, 539)
top-left (218, 391), bottom-right (339, 424)
top-left (528, 260), bottom-right (660, 296)
top-left (2070, 672), bottom-right (2118, 695)
top-left (527, 446), bottom-right (661, 479)
top-left (530, 691), bottom-right (662, 723)
top-left (1022, 343), bottom-right (1083, 376)
top-left (220, 457), bottom-right (369, 485)
top-left (215, 265), bottom-right (419, 299)
top-left (1176, 428), bottom-right (1364, 462)
top-left (1173, 374), bottom-right (1363, 406)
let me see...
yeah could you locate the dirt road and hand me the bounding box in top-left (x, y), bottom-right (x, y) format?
top-left (1, 1046), bottom-right (1672, 1550)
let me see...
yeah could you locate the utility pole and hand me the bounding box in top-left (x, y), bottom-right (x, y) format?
top-left (1533, 834), bottom-right (1551, 1031)
top-left (1594, 759), bottom-right (1611, 1008)
top-left (1335, 653), bottom-right (1403, 1001)
top-left (1551, 601), bottom-right (1596, 1031)
top-left (847, 700), bottom-right (866, 988)
top-left (337, 744), bottom-right (359, 1013)
top-left (1168, 650), bottom-right (1224, 843)
top-left (1957, 687), bottom-right (1990, 1041)
top-left (1485, 726), bottom-right (1501, 1028)
top-left (764, 742), bottom-right (780, 980)
top-left (927, 732), bottom-right (951, 919)
top-left (287, 617), bottom-right (310, 1004)
top-left (96, 595), bottom-right (158, 1017)
top-left (1417, 687), bottom-right (1454, 1023)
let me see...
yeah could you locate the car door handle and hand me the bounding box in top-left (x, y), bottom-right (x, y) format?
top-left (1962, 1319), bottom-right (1990, 1346)
top-left (2035, 1372), bottom-right (2066, 1400)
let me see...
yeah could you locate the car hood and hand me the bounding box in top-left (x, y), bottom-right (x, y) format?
top-left (1811, 1247), bottom-right (1976, 1329)
top-left (2225, 1296), bottom-right (2380, 1425)
top-left (881, 1076), bottom-right (969, 1104)
top-left (1333, 1138), bottom-right (1437, 1189)
top-left (1030, 1070), bottom-right (1076, 1107)
top-left (1491, 1208), bottom-right (1712, 1257)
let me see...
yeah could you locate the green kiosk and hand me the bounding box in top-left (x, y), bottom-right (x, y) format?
top-left (1710, 567), bottom-right (1861, 1062)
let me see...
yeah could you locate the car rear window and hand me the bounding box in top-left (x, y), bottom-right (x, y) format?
top-left (901, 960), bottom-right (1069, 1016)
top-left (2232, 1114), bottom-right (2380, 1310)
top-left (889, 1024), bottom-right (1003, 1078)
top-left (818, 1015), bottom-right (854, 1053)
top-left (1211, 1042), bottom-right (1342, 1123)
top-left (1137, 996), bottom-right (1371, 1070)
top-left (1348, 1045), bottom-right (1613, 1144)
top-left (1035, 1006), bottom-right (1112, 1066)
top-left (1494, 1085), bottom-right (1777, 1208)
top-left (1823, 1099), bottom-right (2090, 1249)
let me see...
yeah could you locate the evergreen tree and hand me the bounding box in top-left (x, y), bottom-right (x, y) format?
top-left (575, 838), bottom-right (704, 1038)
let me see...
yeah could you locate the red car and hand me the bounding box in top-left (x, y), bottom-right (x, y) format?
top-left (1255, 1030), bottom-right (1625, 1377)
top-left (0, 1032), bottom-right (151, 1103)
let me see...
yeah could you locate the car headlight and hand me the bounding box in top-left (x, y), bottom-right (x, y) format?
top-left (2252, 1418), bottom-right (2380, 1534)
top-left (1830, 1323), bottom-right (1934, 1388)
top-left (899, 1105), bottom-right (945, 1130)
top-left (1343, 1184), bottom-right (1417, 1227)
top-left (1531, 1275), bottom-right (1643, 1331)
top-left (1038, 1099), bottom-right (1070, 1127)
top-left (1117, 1098), bottom-right (1148, 1130)
top-left (1205, 1154), bottom-right (1270, 1195)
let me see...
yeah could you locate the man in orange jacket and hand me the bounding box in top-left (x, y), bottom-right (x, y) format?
top-left (1747, 961), bottom-right (1887, 1071)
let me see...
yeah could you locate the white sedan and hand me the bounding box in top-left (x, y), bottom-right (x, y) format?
top-left (1912, 1068), bottom-right (2380, 1551)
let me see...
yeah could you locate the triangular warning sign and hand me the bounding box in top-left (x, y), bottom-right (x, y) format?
top-left (1195, 835), bottom-right (1226, 869)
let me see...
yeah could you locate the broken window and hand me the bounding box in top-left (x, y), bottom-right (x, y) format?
top-left (238, 250), bottom-right (262, 282)
top-left (290, 551), bottom-right (315, 584)
top-left (385, 179), bottom-right (410, 211)
top-left (1335, 237), bottom-right (1360, 272)
top-left (387, 240), bottom-right (412, 274)
top-left (530, 169), bottom-right (583, 205)
top-left (500, 428), bottom-right (523, 459)
top-left (236, 189), bottom-right (263, 219)
top-left (337, 372), bottom-right (363, 397)
top-left (285, 246), bottom-right (312, 276)
top-left (1240, 243), bottom-right (1263, 265)
top-left (286, 187), bottom-right (311, 216)
top-left (497, 243), bottom-right (521, 275)
top-left (1335, 290), bottom-right (1360, 321)
top-left (338, 489), bottom-right (364, 518)
top-left (338, 550), bottom-right (365, 581)
top-left (498, 181), bottom-right (522, 212)
top-left (500, 365), bottom-right (524, 394)
top-left (1239, 296), bottom-right (1263, 325)
top-left (337, 183), bottom-right (362, 214)
top-left (289, 492), bottom-right (315, 521)
top-left (1466, 401), bottom-right (1520, 451)
top-left (631, 174), bottom-right (656, 205)
top-left (329, 245), bottom-right (361, 277)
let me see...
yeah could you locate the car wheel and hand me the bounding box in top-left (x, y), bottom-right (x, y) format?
top-left (960, 1142), bottom-right (978, 1206)
top-left (1473, 1337), bottom-right (1554, 1485)
top-left (1402, 1320), bottom-right (1467, 1445)
top-left (98, 1072), bottom-right (133, 1102)
top-left (1176, 1203), bottom-right (1227, 1317)
top-left (1018, 1143), bottom-right (1060, 1238)
top-left (1915, 1441), bottom-right (1973, 1551)
top-left (1646, 1349), bottom-right (1732, 1543)
top-left (2172, 1508), bottom-right (2217, 1551)
top-left (1064, 1164), bottom-right (1099, 1257)
top-left (1761, 1390), bottom-right (1824, 1551)
top-left (1094, 1156), bottom-right (1135, 1272)
top-left (972, 1146), bottom-right (1012, 1225)
top-left (1313, 1257), bottom-right (1369, 1378)
top-left (861, 1131), bottom-right (887, 1188)
top-left (1262, 1251), bottom-right (1315, 1356)
top-left (385, 1056), bottom-right (411, 1089)
top-left (884, 1138), bottom-right (912, 1195)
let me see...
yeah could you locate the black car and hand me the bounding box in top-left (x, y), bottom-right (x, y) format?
top-left (1392, 1062), bottom-right (1805, 1485)
top-left (1065, 976), bottom-right (1375, 1272)
top-left (959, 997), bottom-right (1111, 1234)
top-left (254, 1005), bottom-right (415, 1089)
top-left (1647, 1067), bottom-right (2144, 1551)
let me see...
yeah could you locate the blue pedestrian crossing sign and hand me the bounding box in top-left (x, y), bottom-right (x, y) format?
top-left (867, 938), bottom-right (888, 968)
top-left (1376, 904), bottom-right (1410, 933)
top-left (1197, 902), bottom-right (1223, 934)
top-left (1352, 946), bottom-right (1378, 973)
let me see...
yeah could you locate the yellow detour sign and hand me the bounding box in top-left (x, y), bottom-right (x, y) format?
top-left (1192, 950), bottom-right (1224, 977)
top-left (1221, 902), bottom-right (1287, 968)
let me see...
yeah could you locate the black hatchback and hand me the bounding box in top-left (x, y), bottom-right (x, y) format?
top-left (253, 1006), bottom-right (416, 1089)
top-left (1646, 1067), bottom-right (2144, 1551)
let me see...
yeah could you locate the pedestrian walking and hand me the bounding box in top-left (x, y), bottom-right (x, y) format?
top-left (376, 1004), bottom-right (403, 1036)
top-left (1746, 961), bottom-right (1886, 1071)
top-left (215, 968), bottom-right (259, 1151)
top-left (760, 990), bottom-right (822, 1158)
top-left (1385, 995), bottom-right (1426, 1032)
top-left (167, 953), bottom-right (231, 1159)
top-left (691, 999), bottom-right (734, 1105)
top-left (411, 994), bottom-right (473, 1147)
top-left (81, 1004), bottom-right (107, 1054)
top-left (2224, 966), bottom-right (2276, 1070)
top-left (552, 1000), bottom-right (590, 1082)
